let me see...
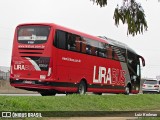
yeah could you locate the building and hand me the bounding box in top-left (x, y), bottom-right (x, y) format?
top-left (0, 66), bottom-right (10, 80)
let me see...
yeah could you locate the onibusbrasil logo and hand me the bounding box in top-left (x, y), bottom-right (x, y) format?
top-left (1, 112), bottom-right (42, 118)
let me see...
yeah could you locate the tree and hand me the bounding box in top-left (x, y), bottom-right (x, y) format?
top-left (90, 0), bottom-right (148, 36)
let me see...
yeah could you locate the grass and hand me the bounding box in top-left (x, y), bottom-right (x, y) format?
top-left (0, 94), bottom-right (160, 111)
top-left (1, 94), bottom-right (160, 119)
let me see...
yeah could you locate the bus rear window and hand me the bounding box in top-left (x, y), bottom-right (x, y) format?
top-left (18, 26), bottom-right (50, 44)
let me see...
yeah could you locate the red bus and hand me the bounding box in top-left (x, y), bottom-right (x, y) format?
top-left (10, 23), bottom-right (145, 96)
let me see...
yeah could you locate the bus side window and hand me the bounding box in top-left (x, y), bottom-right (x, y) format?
top-left (113, 46), bottom-right (119, 61)
top-left (55, 30), bottom-right (67, 49)
top-left (81, 38), bottom-right (87, 53)
top-left (99, 42), bottom-right (107, 58)
top-left (86, 45), bottom-right (91, 54)
top-left (82, 37), bottom-right (92, 54)
top-left (67, 33), bottom-right (76, 51)
top-left (75, 36), bottom-right (81, 52)
top-left (105, 44), bottom-right (109, 58)
top-left (90, 39), bottom-right (99, 56)
top-left (67, 34), bottom-right (81, 52)
top-left (120, 48), bottom-right (126, 62)
top-left (91, 46), bottom-right (97, 56)
top-left (107, 45), bottom-right (112, 59)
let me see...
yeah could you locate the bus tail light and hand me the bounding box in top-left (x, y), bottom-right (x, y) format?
top-left (47, 67), bottom-right (52, 76)
top-left (10, 61), bottom-right (14, 77)
top-left (47, 57), bottom-right (53, 77)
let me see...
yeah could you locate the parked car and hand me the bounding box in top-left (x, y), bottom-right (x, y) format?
top-left (142, 79), bottom-right (160, 94)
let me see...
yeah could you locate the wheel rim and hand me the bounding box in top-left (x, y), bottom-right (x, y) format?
top-left (126, 87), bottom-right (129, 94)
top-left (79, 84), bottom-right (84, 94)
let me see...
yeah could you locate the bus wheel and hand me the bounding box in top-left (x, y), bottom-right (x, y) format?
top-left (125, 86), bottom-right (130, 95)
top-left (39, 91), bottom-right (56, 96)
top-left (77, 81), bottom-right (86, 95)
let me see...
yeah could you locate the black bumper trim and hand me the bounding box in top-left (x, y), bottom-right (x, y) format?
top-left (10, 79), bottom-right (78, 88)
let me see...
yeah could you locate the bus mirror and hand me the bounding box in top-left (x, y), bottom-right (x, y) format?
top-left (139, 55), bottom-right (145, 67)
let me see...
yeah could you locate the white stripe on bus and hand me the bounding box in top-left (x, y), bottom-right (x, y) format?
top-left (25, 57), bottom-right (41, 71)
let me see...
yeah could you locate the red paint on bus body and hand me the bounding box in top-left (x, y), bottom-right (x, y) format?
top-left (10, 23), bottom-right (144, 95)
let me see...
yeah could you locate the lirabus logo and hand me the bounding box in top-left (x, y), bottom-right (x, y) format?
top-left (14, 64), bottom-right (35, 71)
top-left (93, 66), bottom-right (126, 85)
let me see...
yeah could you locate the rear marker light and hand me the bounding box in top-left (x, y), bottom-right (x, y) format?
top-left (47, 67), bottom-right (52, 76)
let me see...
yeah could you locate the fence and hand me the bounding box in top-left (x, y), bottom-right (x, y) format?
top-left (0, 71), bottom-right (10, 80)
top-left (0, 71), bottom-right (35, 94)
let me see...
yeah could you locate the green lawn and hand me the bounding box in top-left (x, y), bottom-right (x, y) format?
top-left (1, 94), bottom-right (160, 119)
top-left (0, 94), bottom-right (160, 111)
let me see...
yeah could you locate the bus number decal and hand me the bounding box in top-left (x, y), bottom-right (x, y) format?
top-left (93, 66), bottom-right (126, 85)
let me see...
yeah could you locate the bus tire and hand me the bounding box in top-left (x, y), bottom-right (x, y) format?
top-left (40, 91), bottom-right (56, 96)
top-left (124, 86), bottom-right (130, 95)
top-left (77, 81), bottom-right (86, 95)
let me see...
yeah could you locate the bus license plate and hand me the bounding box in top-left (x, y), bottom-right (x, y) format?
top-left (23, 81), bottom-right (34, 84)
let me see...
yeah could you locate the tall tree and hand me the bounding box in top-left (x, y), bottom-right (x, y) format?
top-left (90, 0), bottom-right (148, 36)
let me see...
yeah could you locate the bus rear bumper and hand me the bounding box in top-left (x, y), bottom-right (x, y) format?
top-left (10, 79), bottom-right (78, 93)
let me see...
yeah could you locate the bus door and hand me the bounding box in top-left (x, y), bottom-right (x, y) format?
top-left (127, 51), bottom-right (141, 91)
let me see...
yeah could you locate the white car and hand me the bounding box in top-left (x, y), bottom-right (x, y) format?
top-left (142, 79), bottom-right (160, 94)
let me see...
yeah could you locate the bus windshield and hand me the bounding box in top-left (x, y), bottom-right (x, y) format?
top-left (18, 26), bottom-right (50, 44)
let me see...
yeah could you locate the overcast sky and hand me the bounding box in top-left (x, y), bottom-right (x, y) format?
top-left (0, 0), bottom-right (159, 78)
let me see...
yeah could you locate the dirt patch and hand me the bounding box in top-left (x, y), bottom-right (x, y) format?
top-left (0, 80), bottom-right (36, 94)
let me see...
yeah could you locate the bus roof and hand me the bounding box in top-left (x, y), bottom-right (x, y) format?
top-left (98, 36), bottom-right (137, 54)
top-left (18, 23), bottom-right (137, 54)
